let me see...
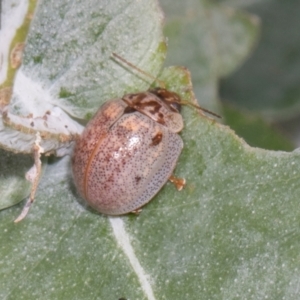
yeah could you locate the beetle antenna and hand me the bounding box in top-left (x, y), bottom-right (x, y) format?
top-left (111, 52), bottom-right (166, 88)
top-left (112, 53), bottom-right (221, 119)
top-left (181, 101), bottom-right (221, 118)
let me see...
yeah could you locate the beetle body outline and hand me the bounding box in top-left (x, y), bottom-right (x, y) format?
top-left (72, 89), bottom-right (184, 215)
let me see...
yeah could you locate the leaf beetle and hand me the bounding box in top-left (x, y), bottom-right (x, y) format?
top-left (72, 53), bottom-right (219, 216)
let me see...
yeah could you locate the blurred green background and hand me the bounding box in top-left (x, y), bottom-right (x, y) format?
top-left (161, 0), bottom-right (299, 151)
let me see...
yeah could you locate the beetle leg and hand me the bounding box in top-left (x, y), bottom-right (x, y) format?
top-left (131, 208), bottom-right (142, 215)
top-left (14, 133), bottom-right (44, 223)
top-left (169, 175), bottom-right (186, 191)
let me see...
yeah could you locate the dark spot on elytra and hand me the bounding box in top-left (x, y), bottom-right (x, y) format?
top-left (30, 121), bottom-right (34, 127)
top-left (135, 176), bottom-right (141, 184)
top-left (151, 132), bottom-right (163, 146)
top-left (121, 158), bottom-right (127, 167)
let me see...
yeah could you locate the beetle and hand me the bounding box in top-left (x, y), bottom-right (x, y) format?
top-left (71, 53), bottom-right (219, 216)
top-left (72, 87), bottom-right (186, 215)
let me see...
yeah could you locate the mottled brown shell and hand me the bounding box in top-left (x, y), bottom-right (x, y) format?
top-left (72, 91), bottom-right (184, 215)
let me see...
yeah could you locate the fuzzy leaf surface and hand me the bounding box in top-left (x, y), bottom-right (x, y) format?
top-left (1, 68), bottom-right (300, 299)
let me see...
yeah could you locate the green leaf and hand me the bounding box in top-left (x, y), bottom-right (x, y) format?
top-left (15, 0), bottom-right (165, 119)
top-left (223, 103), bottom-right (294, 151)
top-left (160, 0), bottom-right (260, 112)
top-left (0, 149), bottom-right (32, 210)
top-left (220, 0), bottom-right (300, 120)
top-left (1, 0), bottom-right (300, 299)
top-left (1, 66), bottom-right (300, 299)
top-left (213, 0), bottom-right (264, 9)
